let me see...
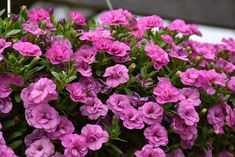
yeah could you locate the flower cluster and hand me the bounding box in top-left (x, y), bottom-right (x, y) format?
top-left (0, 6), bottom-right (234, 157)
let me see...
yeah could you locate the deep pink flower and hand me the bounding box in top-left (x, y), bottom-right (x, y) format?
top-left (0, 39), bottom-right (11, 60)
top-left (0, 145), bottom-right (17, 157)
top-left (80, 28), bottom-right (112, 41)
top-left (106, 93), bottom-right (132, 119)
top-left (25, 137), bottom-right (55, 157)
top-left (81, 124), bottom-right (109, 151)
top-left (47, 116), bottom-right (75, 140)
top-left (79, 77), bottom-right (101, 97)
top-left (160, 34), bottom-right (175, 46)
top-left (103, 64), bottom-right (129, 88)
top-left (24, 129), bottom-right (47, 147)
top-left (100, 9), bottom-right (128, 26)
top-left (0, 97), bottom-right (12, 114)
top-left (138, 101), bottom-right (163, 125)
top-left (80, 97), bottom-right (108, 120)
top-left (144, 123), bottom-right (168, 147)
top-left (61, 134), bottom-right (88, 157)
top-left (227, 76), bottom-right (235, 93)
top-left (138, 15), bottom-right (163, 30)
top-left (69, 11), bottom-right (86, 26)
top-left (73, 58), bottom-right (92, 77)
top-left (123, 108), bottom-right (144, 129)
top-left (145, 43), bottom-right (169, 70)
top-left (107, 41), bottom-right (130, 57)
top-left (218, 150), bottom-right (234, 157)
top-left (180, 68), bottom-right (199, 85)
top-left (166, 148), bottom-right (185, 157)
top-left (153, 77), bottom-right (179, 104)
top-left (20, 78), bottom-right (58, 108)
top-left (26, 104), bottom-right (60, 132)
top-left (179, 88), bottom-right (201, 106)
top-left (13, 41), bottom-right (42, 56)
top-left (74, 45), bottom-right (97, 64)
top-left (22, 22), bottom-right (46, 36)
top-left (29, 8), bottom-right (49, 22)
top-left (207, 104), bottom-right (225, 134)
top-left (216, 58), bottom-right (235, 74)
top-left (224, 104), bottom-right (235, 131)
top-left (66, 82), bottom-right (87, 103)
top-left (135, 144), bottom-right (166, 157)
top-left (92, 38), bottom-right (112, 52)
top-left (169, 46), bottom-right (189, 61)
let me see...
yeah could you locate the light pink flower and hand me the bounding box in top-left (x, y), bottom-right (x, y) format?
top-left (69, 11), bottom-right (86, 26)
top-left (13, 41), bottom-right (42, 56)
top-left (103, 64), bottom-right (129, 88)
top-left (135, 144), bottom-right (166, 157)
top-left (123, 108), bottom-right (144, 129)
top-left (0, 145), bottom-right (17, 157)
top-left (81, 124), bottom-right (109, 151)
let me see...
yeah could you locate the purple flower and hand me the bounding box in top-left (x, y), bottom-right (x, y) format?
top-left (0, 97), bottom-right (12, 114)
top-left (0, 39), bottom-right (11, 60)
top-left (0, 132), bottom-right (6, 145)
top-left (106, 93), bottom-right (132, 119)
top-left (138, 101), bottom-right (163, 125)
top-left (92, 38), bottom-right (112, 52)
top-left (0, 145), bottom-right (17, 157)
top-left (166, 148), bottom-right (185, 157)
top-left (103, 64), bottom-right (129, 88)
top-left (136, 74), bottom-right (153, 88)
top-left (216, 58), bottom-right (235, 74)
top-left (135, 144), bottom-right (166, 157)
top-left (25, 137), bottom-right (55, 157)
top-left (47, 116), bottom-right (75, 140)
top-left (180, 68), bottom-right (199, 85)
top-left (153, 77), bottom-right (179, 104)
top-left (179, 88), bottom-right (201, 106)
top-left (100, 9), bottom-right (128, 26)
top-left (13, 41), bottom-right (42, 56)
top-left (66, 82), bottom-right (87, 103)
top-left (74, 45), bottom-right (97, 64)
top-left (123, 108), bottom-right (144, 129)
top-left (160, 34), bottom-right (175, 46)
top-left (79, 77), bottom-right (101, 97)
top-left (22, 22), bottom-right (46, 36)
top-left (52, 152), bottom-right (65, 157)
top-left (227, 76), bottom-right (235, 93)
top-left (224, 104), bottom-right (235, 131)
top-left (21, 78), bottom-right (58, 108)
top-left (80, 97), bottom-right (108, 120)
top-left (129, 92), bottom-right (149, 107)
top-left (69, 11), bottom-right (86, 26)
top-left (61, 134), bottom-right (88, 157)
top-left (26, 104), bottom-right (60, 132)
top-left (218, 150), bottom-right (234, 157)
top-left (169, 46), bottom-right (189, 61)
top-left (107, 41), bottom-right (130, 57)
top-left (81, 124), bottom-right (109, 151)
top-left (145, 43), bottom-right (169, 70)
top-left (144, 123), bottom-right (168, 147)
top-left (138, 15), bottom-right (163, 30)
top-left (73, 58), bottom-right (92, 77)
top-left (24, 129), bottom-right (47, 147)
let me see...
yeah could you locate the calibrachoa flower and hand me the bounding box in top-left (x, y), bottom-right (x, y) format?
top-left (103, 64), bottom-right (129, 88)
top-left (74, 45), bottom-right (97, 64)
top-left (24, 129), bottom-right (47, 147)
top-left (25, 137), bottom-right (55, 157)
top-left (100, 9), bottom-right (129, 26)
top-left (81, 124), bottom-right (109, 151)
top-left (0, 145), bottom-right (17, 157)
top-left (13, 41), bottom-right (42, 56)
top-left (107, 41), bottom-right (130, 57)
top-left (61, 134), bottom-right (88, 157)
top-left (69, 11), bottom-right (86, 26)
top-left (166, 148), bottom-right (185, 157)
top-left (66, 82), bottom-right (87, 103)
top-left (216, 58), bottom-right (235, 74)
top-left (123, 108), bottom-right (144, 129)
top-left (227, 76), bottom-right (235, 93)
top-left (138, 15), bottom-right (163, 30)
top-left (135, 144), bottom-right (166, 157)
top-left (180, 68), bottom-right (199, 85)
top-left (153, 77), bottom-right (179, 104)
top-left (0, 97), bottom-right (13, 114)
top-left (178, 88), bottom-right (201, 106)
top-left (22, 22), bottom-right (46, 36)
top-left (144, 123), bottom-right (168, 147)
top-left (0, 38), bottom-right (11, 61)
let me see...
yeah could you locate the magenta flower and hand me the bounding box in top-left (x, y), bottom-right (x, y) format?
top-left (138, 15), bottom-right (163, 30)
top-left (103, 64), bottom-right (129, 88)
top-left (22, 22), bottom-right (45, 36)
top-left (81, 124), bottom-right (109, 151)
top-left (25, 137), bottom-right (55, 157)
top-left (224, 104), bottom-right (235, 131)
top-left (100, 9), bottom-right (128, 26)
top-left (0, 38), bottom-right (11, 60)
top-left (79, 77), bottom-right (101, 97)
top-left (0, 97), bottom-right (12, 114)
top-left (153, 77), bottom-right (179, 104)
top-left (74, 58), bottom-right (92, 77)
top-left (69, 11), bottom-right (86, 26)
top-left (21, 78), bottom-right (58, 108)
top-left (145, 43), bottom-right (169, 70)
top-left (160, 34), bottom-right (175, 46)
top-left (107, 41), bottom-right (130, 57)
top-left (24, 129), bottom-right (47, 147)
top-left (123, 108), bottom-right (144, 129)
top-left (227, 76), bottom-right (235, 93)
top-left (29, 8), bottom-right (49, 22)
top-left (47, 116), bottom-right (75, 140)
top-left (66, 82), bottom-right (87, 103)
top-left (180, 68), bottom-right (199, 85)
top-left (74, 45), bottom-right (97, 64)
top-left (166, 148), bottom-right (185, 157)
top-left (61, 134), bottom-right (88, 157)
top-left (80, 97), bottom-right (108, 120)
top-left (0, 145), bottom-right (17, 157)
top-left (169, 46), bottom-right (189, 61)
top-left (13, 41), bottom-right (42, 56)
top-left (135, 144), bottom-right (166, 157)
top-left (179, 88), bottom-right (201, 106)
top-left (53, 152), bottom-right (65, 157)
top-left (26, 104), bottom-right (60, 132)
top-left (138, 101), bottom-right (163, 125)
top-left (80, 28), bottom-right (112, 41)
top-left (218, 150), bottom-right (234, 157)
top-left (106, 93), bottom-right (132, 119)
top-left (144, 123), bottom-right (168, 147)
top-left (216, 58), bottom-right (235, 74)
top-left (92, 38), bottom-right (112, 52)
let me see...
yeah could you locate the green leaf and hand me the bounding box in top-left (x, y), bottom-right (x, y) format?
top-left (5, 29), bottom-right (21, 37)
top-left (0, 9), bottom-right (5, 17)
top-left (51, 71), bottom-right (61, 81)
top-left (9, 140), bottom-right (23, 149)
top-left (8, 131), bottom-right (25, 141)
top-left (14, 94), bottom-right (21, 103)
top-left (3, 120), bottom-right (15, 128)
top-left (105, 143), bottom-right (123, 155)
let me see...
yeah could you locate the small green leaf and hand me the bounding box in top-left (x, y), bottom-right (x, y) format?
top-left (51, 71), bottom-right (61, 81)
top-left (5, 29), bottom-right (21, 37)
top-left (105, 143), bottom-right (123, 155)
top-left (14, 94), bottom-right (21, 103)
top-left (3, 120), bottom-right (15, 128)
top-left (9, 140), bottom-right (23, 149)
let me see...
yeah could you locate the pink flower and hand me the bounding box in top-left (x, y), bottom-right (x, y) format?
top-left (69, 11), bottom-right (86, 26)
top-left (80, 97), bottom-right (108, 120)
top-left (177, 102), bottom-right (199, 126)
top-left (138, 15), bottom-right (163, 30)
top-left (227, 76), bottom-right (235, 93)
top-left (135, 144), bottom-right (166, 157)
top-left (0, 39), bottom-right (11, 60)
top-left (26, 104), bottom-right (60, 132)
top-left (107, 41), bottom-right (130, 57)
top-left (145, 43), bottom-right (169, 70)
top-left (61, 134), bottom-right (88, 157)
top-left (179, 88), bottom-right (201, 106)
top-left (218, 150), bottom-right (234, 157)
top-left (81, 124), bottom-right (109, 151)
top-left (123, 108), bottom-right (144, 129)
top-left (47, 116), bottom-right (75, 140)
top-left (100, 9), bottom-right (128, 26)
top-left (20, 78), bottom-right (58, 108)
top-left (80, 28), bottom-right (112, 41)
top-left (22, 22), bottom-right (46, 36)
top-left (0, 97), bottom-right (12, 114)
top-left (29, 8), bottom-right (49, 22)
top-left (0, 145), bottom-right (17, 157)
top-left (25, 137), bottom-right (55, 157)
top-left (103, 64), bottom-right (129, 88)
top-left (66, 82), bottom-right (87, 103)
top-left (138, 101), bottom-right (163, 125)
top-left (24, 129), bottom-right (46, 147)
top-left (180, 68), bottom-right (199, 85)
top-left (92, 38), bottom-right (112, 52)
top-left (169, 46), bottom-right (189, 61)
top-left (207, 104), bottom-right (225, 134)
top-left (74, 45), bottom-right (97, 64)
top-left (160, 34), bottom-right (175, 46)
top-left (46, 38), bottom-right (72, 64)
top-left (144, 123), bottom-right (168, 147)
top-left (13, 41), bottom-right (42, 56)
top-left (216, 58), bottom-right (235, 74)
top-left (73, 58), bottom-right (92, 77)
top-left (106, 93), bottom-right (132, 119)
top-left (166, 149), bottom-right (185, 157)
top-left (79, 77), bottom-right (101, 97)
top-left (153, 77), bottom-right (179, 104)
